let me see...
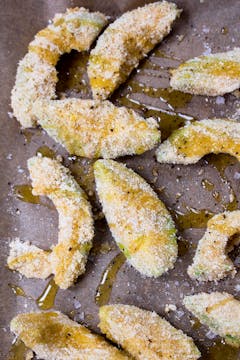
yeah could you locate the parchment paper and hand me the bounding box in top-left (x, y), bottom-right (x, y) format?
top-left (1, 1), bottom-right (240, 359)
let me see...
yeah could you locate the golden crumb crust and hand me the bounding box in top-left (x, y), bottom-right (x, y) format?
top-left (99, 304), bottom-right (201, 360)
top-left (184, 292), bottom-right (240, 347)
top-left (8, 156), bottom-right (94, 289)
top-left (11, 6), bottom-right (161, 159)
top-left (8, 239), bottom-right (52, 279)
top-left (170, 48), bottom-right (240, 96)
top-left (156, 118), bottom-right (240, 164)
top-left (10, 311), bottom-right (129, 360)
top-left (11, 7), bottom-right (107, 128)
top-left (88, 1), bottom-right (181, 100)
top-left (33, 99), bottom-right (160, 159)
top-left (94, 160), bottom-right (177, 277)
top-left (188, 210), bottom-right (240, 282)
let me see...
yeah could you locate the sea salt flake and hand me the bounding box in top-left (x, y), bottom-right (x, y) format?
top-left (206, 330), bottom-right (217, 339)
top-left (6, 153), bottom-right (13, 160)
top-left (234, 172), bottom-right (240, 180)
top-left (73, 298), bottom-right (81, 309)
top-left (7, 111), bottom-right (14, 119)
top-left (165, 304), bottom-right (177, 313)
top-left (202, 25), bottom-right (209, 34)
top-left (216, 96), bottom-right (225, 105)
top-left (235, 284), bottom-right (240, 292)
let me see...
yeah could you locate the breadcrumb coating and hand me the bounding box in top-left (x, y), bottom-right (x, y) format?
top-left (11, 6), bottom-right (161, 159)
top-left (11, 7), bottom-right (107, 128)
top-left (88, 1), bottom-right (181, 100)
top-left (188, 210), bottom-right (240, 282)
top-left (99, 304), bottom-right (201, 360)
top-left (94, 160), bottom-right (177, 277)
top-left (184, 292), bottom-right (240, 347)
top-left (156, 118), bottom-right (240, 164)
top-left (8, 239), bottom-right (52, 279)
top-left (33, 99), bottom-right (160, 159)
top-left (8, 156), bottom-right (94, 289)
top-left (10, 311), bottom-right (129, 360)
top-left (170, 48), bottom-right (240, 96)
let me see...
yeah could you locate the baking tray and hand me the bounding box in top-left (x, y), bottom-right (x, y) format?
top-left (1, 0), bottom-right (240, 359)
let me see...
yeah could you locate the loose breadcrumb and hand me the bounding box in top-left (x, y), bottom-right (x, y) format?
top-left (8, 156), bottom-right (94, 289)
top-left (99, 304), bottom-right (201, 359)
top-left (188, 210), bottom-right (240, 282)
top-left (11, 8), bottom-right (108, 128)
top-left (10, 311), bottom-right (129, 359)
top-left (184, 292), bottom-right (240, 347)
top-left (88, 1), bottom-right (181, 100)
top-left (94, 160), bottom-right (177, 277)
top-left (165, 303), bottom-right (177, 313)
top-left (156, 118), bottom-right (240, 164)
top-left (33, 99), bottom-right (160, 159)
top-left (170, 48), bottom-right (240, 96)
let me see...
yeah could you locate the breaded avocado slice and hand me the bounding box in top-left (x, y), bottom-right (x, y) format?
top-left (10, 311), bottom-right (129, 359)
top-left (88, 1), bottom-right (181, 100)
top-left (184, 292), bottom-right (240, 347)
top-left (188, 210), bottom-right (240, 282)
top-left (8, 156), bottom-right (94, 289)
top-left (99, 304), bottom-right (201, 360)
top-left (170, 48), bottom-right (240, 96)
top-left (156, 119), bottom-right (240, 164)
top-left (33, 99), bottom-right (160, 159)
top-left (94, 160), bottom-right (177, 277)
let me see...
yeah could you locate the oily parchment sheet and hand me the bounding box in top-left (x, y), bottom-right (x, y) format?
top-left (1, 0), bottom-right (240, 359)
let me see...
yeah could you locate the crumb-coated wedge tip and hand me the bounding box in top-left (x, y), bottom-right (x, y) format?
top-left (8, 156), bottom-right (94, 289)
top-left (184, 292), bottom-right (240, 347)
top-left (7, 239), bottom-right (52, 279)
top-left (188, 211), bottom-right (240, 282)
top-left (170, 48), bottom-right (240, 96)
top-left (94, 160), bottom-right (177, 277)
top-left (88, 1), bottom-right (181, 100)
top-left (33, 99), bottom-right (160, 159)
top-left (11, 7), bottom-right (108, 128)
top-left (99, 304), bottom-right (201, 360)
top-left (10, 311), bottom-right (129, 360)
top-left (156, 119), bottom-right (240, 164)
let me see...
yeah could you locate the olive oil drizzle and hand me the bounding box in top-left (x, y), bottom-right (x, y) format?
top-left (177, 238), bottom-right (190, 256)
top-left (206, 154), bottom-right (239, 211)
top-left (191, 317), bottom-right (202, 330)
top-left (95, 252), bottom-right (126, 306)
top-left (116, 94), bottom-right (195, 141)
top-left (20, 127), bottom-right (42, 144)
top-left (68, 158), bottom-right (95, 198)
top-left (36, 145), bottom-right (56, 158)
top-left (36, 278), bottom-right (59, 310)
top-left (14, 184), bottom-right (41, 205)
top-left (124, 80), bottom-right (192, 109)
top-left (174, 208), bottom-right (214, 231)
top-left (112, 50), bottom-right (194, 141)
top-left (14, 184), bottom-right (54, 209)
top-left (8, 279), bottom-right (58, 311)
top-left (56, 51), bottom-right (91, 98)
top-left (201, 179), bottom-right (215, 191)
top-left (7, 338), bottom-right (31, 360)
top-left (174, 154), bottom-right (239, 231)
top-left (8, 284), bottom-right (28, 298)
top-left (205, 340), bottom-right (239, 360)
